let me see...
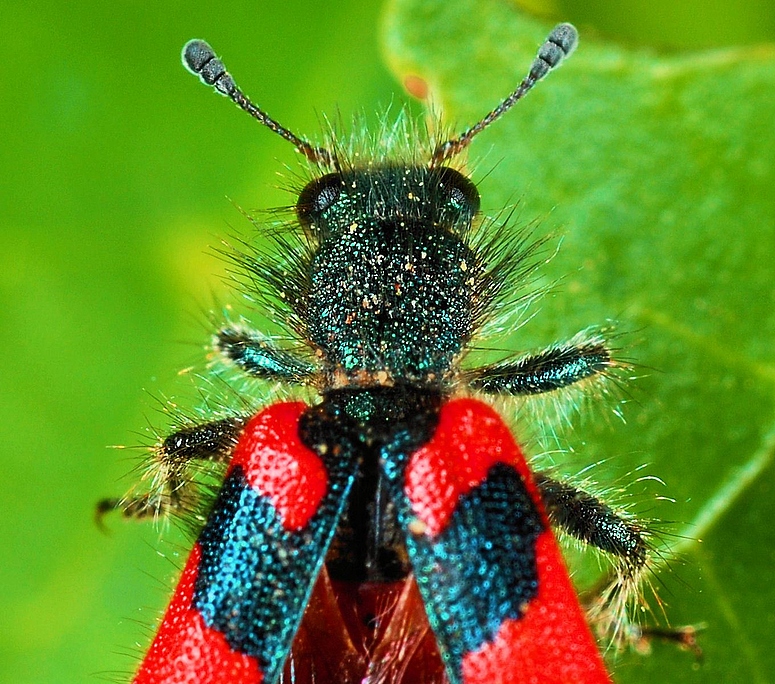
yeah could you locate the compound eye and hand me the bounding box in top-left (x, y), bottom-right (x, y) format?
top-left (433, 167), bottom-right (480, 220)
top-left (297, 173), bottom-right (343, 227)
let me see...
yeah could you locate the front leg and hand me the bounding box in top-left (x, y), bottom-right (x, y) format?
top-left (216, 327), bottom-right (317, 384)
top-left (468, 335), bottom-right (615, 396)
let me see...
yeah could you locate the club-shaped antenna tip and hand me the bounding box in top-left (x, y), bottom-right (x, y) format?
top-left (549, 23), bottom-right (578, 57)
top-left (182, 39), bottom-right (214, 74)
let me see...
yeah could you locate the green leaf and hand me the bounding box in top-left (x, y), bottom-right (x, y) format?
top-left (385, 0), bottom-right (775, 681)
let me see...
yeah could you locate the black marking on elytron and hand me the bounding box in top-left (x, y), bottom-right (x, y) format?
top-left (386, 460), bottom-right (546, 678)
top-left (536, 472), bottom-right (647, 567)
top-left (217, 327), bottom-right (316, 384)
top-left (187, 387), bottom-right (544, 681)
top-left (193, 424), bottom-right (358, 681)
top-left (470, 340), bottom-right (612, 396)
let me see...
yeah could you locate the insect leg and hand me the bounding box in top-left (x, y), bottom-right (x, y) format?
top-left (534, 472), bottom-right (647, 571)
top-left (469, 337), bottom-right (613, 396)
top-left (536, 473), bottom-right (703, 657)
top-left (96, 416), bottom-right (247, 525)
top-left (216, 327), bottom-right (317, 384)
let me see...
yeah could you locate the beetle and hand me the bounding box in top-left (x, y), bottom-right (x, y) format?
top-left (99, 23), bottom-right (661, 684)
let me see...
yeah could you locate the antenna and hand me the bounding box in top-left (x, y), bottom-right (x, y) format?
top-left (182, 39), bottom-right (334, 168)
top-left (431, 23), bottom-right (578, 166)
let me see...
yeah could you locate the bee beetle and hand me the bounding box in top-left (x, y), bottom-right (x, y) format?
top-left (99, 23), bottom-right (683, 684)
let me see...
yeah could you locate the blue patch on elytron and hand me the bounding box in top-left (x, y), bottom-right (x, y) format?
top-left (404, 462), bottom-right (545, 674)
top-left (193, 464), bottom-right (350, 680)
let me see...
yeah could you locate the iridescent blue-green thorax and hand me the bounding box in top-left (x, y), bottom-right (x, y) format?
top-left (298, 165), bottom-right (483, 388)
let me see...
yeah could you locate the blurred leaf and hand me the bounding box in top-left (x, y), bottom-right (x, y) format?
top-left (0, 2), bottom-right (396, 682)
top-left (385, 0), bottom-right (774, 681)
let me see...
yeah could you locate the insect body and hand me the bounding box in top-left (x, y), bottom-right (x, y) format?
top-left (101, 23), bottom-right (654, 684)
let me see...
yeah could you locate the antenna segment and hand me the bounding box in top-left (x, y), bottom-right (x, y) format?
top-left (431, 23), bottom-right (578, 165)
top-left (182, 39), bottom-right (334, 167)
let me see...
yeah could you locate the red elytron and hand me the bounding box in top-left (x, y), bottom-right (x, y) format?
top-left (134, 400), bottom-right (610, 684)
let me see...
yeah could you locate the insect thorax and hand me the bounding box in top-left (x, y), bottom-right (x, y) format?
top-left (299, 164), bottom-right (483, 389)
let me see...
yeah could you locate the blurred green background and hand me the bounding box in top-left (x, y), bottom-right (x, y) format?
top-left (2, 1), bottom-right (773, 683)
